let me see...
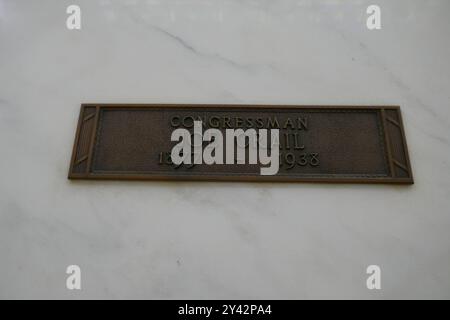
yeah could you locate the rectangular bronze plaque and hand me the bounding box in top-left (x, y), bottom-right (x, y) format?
top-left (68, 104), bottom-right (413, 183)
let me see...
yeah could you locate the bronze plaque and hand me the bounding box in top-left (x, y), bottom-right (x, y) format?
top-left (68, 104), bottom-right (413, 183)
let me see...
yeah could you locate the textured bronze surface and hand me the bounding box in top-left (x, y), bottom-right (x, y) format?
top-left (68, 104), bottom-right (413, 183)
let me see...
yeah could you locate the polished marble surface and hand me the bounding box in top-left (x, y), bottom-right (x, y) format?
top-left (0, 0), bottom-right (449, 299)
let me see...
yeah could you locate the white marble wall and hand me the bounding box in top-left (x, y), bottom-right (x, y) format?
top-left (0, 0), bottom-right (449, 299)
